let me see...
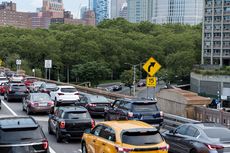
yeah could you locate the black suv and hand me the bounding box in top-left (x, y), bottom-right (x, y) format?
top-left (0, 116), bottom-right (49, 153)
top-left (104, 98), bottom-right (164, 127)
top-left (4, 83), bottom-right (29, 101)
top-left (48, 106), bottom-right (95, 142)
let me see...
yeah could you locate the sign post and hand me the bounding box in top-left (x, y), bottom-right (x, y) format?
top-left (143, 57), bottom-right (161, 99)
top-left (45, 60), bottom-right (52, 80)
top-left (16, 59), bottom-right (21, 74)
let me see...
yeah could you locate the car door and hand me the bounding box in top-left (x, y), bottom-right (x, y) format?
top-left (97, 126), bottom-right (117, 153)
top-left (23, 95), bottom-right (30, 110)
top-left (79, 96), bottom-right (88, 107)
top-left (50, 87), bottom-right (58, 101)
top-left (86, 125), bottom-right (104, 153)
top-left (108, 100), bottom-right (121, 120)
top-left (50, 109), bottom-right (62, 133)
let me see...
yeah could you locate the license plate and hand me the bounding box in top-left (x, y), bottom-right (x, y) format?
top-left (39, 103), bottom-right (47, 107)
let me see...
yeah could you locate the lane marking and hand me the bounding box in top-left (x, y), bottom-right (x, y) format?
top-left (1, 100), bottom-right (56, 153)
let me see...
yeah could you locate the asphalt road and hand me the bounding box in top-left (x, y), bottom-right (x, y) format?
top-left (0, 96), bottom-right (104, 153)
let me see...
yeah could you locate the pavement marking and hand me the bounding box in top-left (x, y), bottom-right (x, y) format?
top-left (1, 100), bottom-right (57, 153)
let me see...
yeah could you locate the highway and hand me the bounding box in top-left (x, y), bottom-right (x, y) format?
top-left (0, 96), bottom-right (104, 153)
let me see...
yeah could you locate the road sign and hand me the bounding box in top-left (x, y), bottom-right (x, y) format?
top-left (146, 77), bottom-right (157, 87)
top-left (143, 57), bottom-right (161, 76)
top-left (45, 60), bottom-right (52, 68)
top-left (16, 59), bottom-right (21, 65)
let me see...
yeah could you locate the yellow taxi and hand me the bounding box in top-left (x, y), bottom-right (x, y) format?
top-left (81, 120), bottom-right (169, 153)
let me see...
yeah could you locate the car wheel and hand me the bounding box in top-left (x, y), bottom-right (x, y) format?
top-left (190, 148), bottom-right (198, 153)
top-left (6, 96), bottom-right (10, 102)
top-left (26, 107), bottom-right (31, 115)
top-left (82, 142), bottom-right (88, 153)
top-left (22, 103), bottom-right (25, 111)
top-left (48, 122), bottom-right (53, 135)
top-left (56, 130), bottom-right (62, 143)
top-left (3, 93), bottom-right (6, 100)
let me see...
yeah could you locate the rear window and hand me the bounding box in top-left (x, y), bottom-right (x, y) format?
top-left (11, 85), bottom-right (27, 91)
top-left (63, 111), bottom-right (90, 119)
top-left (122, 131), bottom-right (163, 145)
top-left (0, 78), bottom-right (7, 80)
top-left (61, 88), bottom-right (77, 93)
top-left (0, 128), bottom-right (44, 142)
top-left (132, 103), bottom-right (158, 112)
top-left (88, 96), bottom-right (108, 103)
top-left (32, 94), bottom-right (51, 102)
top-left (204, 128), bottom-right (230, 139)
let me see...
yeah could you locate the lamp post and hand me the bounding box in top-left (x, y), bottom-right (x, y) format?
top-left (125, 63), bottom-right (139, 97)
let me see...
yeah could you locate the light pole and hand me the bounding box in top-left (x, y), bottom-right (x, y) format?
top-left (125, 63), bottom-right (139, 97)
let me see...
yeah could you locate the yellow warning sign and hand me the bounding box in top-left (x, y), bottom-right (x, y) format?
top-left (146, 77), bottom-right (157, 87)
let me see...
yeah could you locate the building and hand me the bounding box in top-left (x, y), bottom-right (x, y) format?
top-left (151, 0), bottom-right (203, 25)
top-left (80, 6), bottom-right (88, 19)
top-left (30, 12), bottom-right (51, 29)
top-left (84, 10), bottom-right (96, 26)
top-left (42, 0), bottom-right (64, 18)
top-left (90, 0), bottom-right (109, 24)
top-left (127, 0), bottom-right (154, 23)
top-left (202, 0), bottom-right (230, 66)
top-left (111, 0), bottom-right (126, 19)
top-left (119, 2), bottom-right (128, 20)
top-left (0, 1), bottom-right (31, 28)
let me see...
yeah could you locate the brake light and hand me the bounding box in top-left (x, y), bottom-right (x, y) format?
top-left (160, 111), bottom-right (164, 117)
top-left (59, 121), bottom-right (65, 129)
top-left (9, 88), bottom-right (12, 92)
top-left (159, 144), bottom-right (170, 150)
top-left (58, 93), bottom-right (64, 96)
top-left (128, 112), bottom-right (133, 118)
top-left (31, 102), bottom-right (38, 107)
top-left (88, 103), bottom-right (96, 107)
top-left (207, 144), bottom-right (224, 150)
top-left (48, 101), bottom-right (54, 106)
top-left (91, 119), bottom-right (95, 128)
top-left (42, 140), bottom-right (48, 150)
top-left (115, 146), bottom-right (133, 153)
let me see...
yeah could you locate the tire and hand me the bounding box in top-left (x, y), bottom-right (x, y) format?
top-left (190, 149), bottom-right (198, 153)
top-left (81, 142), bottom-right (88, 153)
top-left (22, 104), bottom-right (25, 111)
top-left (48, 122), bottom-right (53, 135)
top-left (6, 96), bottom-right (10, 102)
top-left (56, 130), bottom-right (62, 143)
top-left (3, 93), bottom-right (6, 100)
top-left (26, 107), bottom-right (31, 115)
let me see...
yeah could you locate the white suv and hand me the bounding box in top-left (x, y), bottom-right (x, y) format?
top-left (50, 86), bottom-right (79, 106)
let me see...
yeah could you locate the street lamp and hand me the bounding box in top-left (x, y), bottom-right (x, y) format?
top-left (125, 63), bottom-right (139, 97)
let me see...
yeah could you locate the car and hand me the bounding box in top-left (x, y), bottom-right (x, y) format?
top-left (0, 76), bottom-right (8, 84)
top-left (39, 83), bottom-right (57, 94)
top-left (10, 74), bottom-right (24, 82)
top-left (4, 83), bottom-right (29, 102)
top-left (50, 86), bottom-right (80, 106)
top-left (0, 116), bottom-right (49, 153)
top-left (0, 82), bottom-right (8, 96)
top-left (104, 98), bottom-right (164, 128)
top-left (23, 77), bottom-right (37, 87)
top-left (137, 81), bottom-right (146, 87)
top-left (162, 122), bottom-right (230, 153)
top-left (81, 120), bottom-right (169, 153)
top-left (22, 93), bottom-right (54, 115)
top-left (112, 84), bottom-right (122, 91)
top-left (29, 81), bottom-right (45, 92)
top-left (78, 93), bottom-right (111, 116)
top-left (48, 106), bottom-right (95, 142)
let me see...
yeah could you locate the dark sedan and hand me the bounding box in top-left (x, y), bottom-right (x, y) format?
top-left (78, 94), bottom-right (111, 116)
top-left (22, 93), bottom-right (54, 115)
top-left (162, 122), bottom-right (230, 153)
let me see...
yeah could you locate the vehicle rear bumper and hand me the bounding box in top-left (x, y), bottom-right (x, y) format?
top-left (59, 130), bottom-right (85, 139)
top-left (30, 106), bottom-right (52, 113)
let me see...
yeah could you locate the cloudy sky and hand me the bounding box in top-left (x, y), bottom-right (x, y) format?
top-left (0, 0), bottom-right (88, 18)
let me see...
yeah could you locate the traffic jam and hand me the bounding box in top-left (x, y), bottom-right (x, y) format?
top-left (0, 68), bottom-right (230, 153)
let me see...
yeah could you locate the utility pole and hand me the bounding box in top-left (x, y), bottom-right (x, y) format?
top-left (133, 65), bottom-right (136, 97)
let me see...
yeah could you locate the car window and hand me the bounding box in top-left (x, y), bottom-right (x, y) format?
top-left (32, 94), bottom-right (51, 102)
top-left (11, 85), bottom-right (27, 91)
top-left (99, 126), bottom-right (116, 142)
top-left (88, 96), bottom-right (108, 103)
top-left (204, 128), bottom-right (230, 139)
top-left (132, 103), bottom-right (158, 112)
top-left (80, 97), bottom-right (88, 103)
top-left (113, 100), bottom-right (121, 108)
top-left (185, 126), bottom-right (198, 137)
top-left (119, 101), bottom-right (131, 110)
top-left (92, 125), bottom-right (103, 136)
top-left (61, 88), bottom-right (77, 93)
top-left (176, 125), bottom-right (188, 135)
top-left (63, 111), bottom-right (90, 119)
top-left (122, 130), bottom-right (163, 145)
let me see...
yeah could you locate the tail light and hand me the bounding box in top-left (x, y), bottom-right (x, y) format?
top-left (115, 146), bottom-right (133, 153)
top-left (91, 119), bottom-right (95, 128)
top-left (58, 93), bottom-right (64, 96)
top-left (207, 144), bottom-right (224, 150)
top-left (74, 92), bottom-right (79, 95)
top-left (160, 111), bottom-right (164, 117)
top-left (9, 88), bottom-right (12, 92)
top-left (88, 103), bottom-right (96, 107)
top-left (159, 144), bottom-right (170, 150)
top-left (42, 139), bottom-right (49, 150)
top-left (59, 121), bottom-right (65, 129)
top-left (128, 112), bottom-right (133, 118)
top-left (31, 102), bottom-right (38, 107)
top-left (48, 101), bottom-right (54, 106)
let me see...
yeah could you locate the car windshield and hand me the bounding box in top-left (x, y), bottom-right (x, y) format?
top-left (132, 103), bottom-right (158, 112)
top-left (11, 85), bottom-right (27, 91)
top-left (88, 96), bottom-right (108, 103)
top-left (122, 130), bottom-right (163, 145)
top-left (46, 84), bottom-right (56, 88)
top-left (32, 94), bottom-right (51, 102)
top-left (0, 128), bottom-right (43, 142)
top-left (63, 111), bottom-right (90, 119)
top-left (0, 78), bottom-right (7, 80)
top-left (204, 128), bottom-right (230, 139)
top-left (61, 88), bottom-right (77, 93)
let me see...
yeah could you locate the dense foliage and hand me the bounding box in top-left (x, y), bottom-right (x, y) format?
top-left (0, 18), bottom-right (202, 85)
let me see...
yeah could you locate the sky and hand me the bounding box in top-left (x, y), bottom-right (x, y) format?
top-left (0, 0), bottom-right (89, 18)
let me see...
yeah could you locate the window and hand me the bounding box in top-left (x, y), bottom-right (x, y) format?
top-left (185, 126), bottom-right (199, 137)
top-left (176, 125), bottom-right (188, 135)
top-left (99, 126), bottom-right (116, 142)
top-left (63, 111), bottom-right (90, 119)
top-left (92, 125), bottom-right (103, 136)
top-left (60, 88), bottom-right (77, 93)
top-left (112, 100), bottom-right (121, 108)
top-left (132, 103), bottom-right (158, 112)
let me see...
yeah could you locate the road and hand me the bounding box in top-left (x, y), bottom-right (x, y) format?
top-left (0, 97), bottom-right (104, 153)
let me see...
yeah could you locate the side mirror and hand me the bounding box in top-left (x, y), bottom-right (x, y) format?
top-left (84, 128), bottom-right (91, 134)
top-left (169, 129), bottom-right (176, 134)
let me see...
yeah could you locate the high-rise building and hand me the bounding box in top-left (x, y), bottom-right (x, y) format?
top-left (0, 1), bottom-right (31, 28)
top-left (119, 2), bottom-right (128, 20)
top-left (202, 0), bottom-right (230, 66)
top-left (90, 0), bottom-right (109, 24)
top-left (111, 0), bottom-right (126, 19)
top-left (80, 6), bottom-right (88, 19)
top-left (127, 0), bottom-right (154, 23)
top-left (151, 0), bottom-right (203, 25)
top-left (42, 0), bottom-right (64, 18)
